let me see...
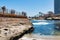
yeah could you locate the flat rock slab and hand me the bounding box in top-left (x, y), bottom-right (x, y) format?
top-left (0, 23), bottom-right (32, 40)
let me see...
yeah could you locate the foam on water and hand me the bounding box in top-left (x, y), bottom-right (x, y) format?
top-left (32, 22), bottom-right (50, 25)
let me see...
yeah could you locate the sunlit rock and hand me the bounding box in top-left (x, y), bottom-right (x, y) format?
top-left (0, 18), bottom-right (34, 40)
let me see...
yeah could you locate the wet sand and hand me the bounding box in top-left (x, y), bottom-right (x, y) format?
top-left (19, 34), bottom-right (60, 40)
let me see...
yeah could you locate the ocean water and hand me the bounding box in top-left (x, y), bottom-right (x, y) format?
top-left (31, 20), bottom-right (60, 35)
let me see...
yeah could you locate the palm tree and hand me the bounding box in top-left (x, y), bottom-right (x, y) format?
top-left (1, 6), bottom-right (6, 14)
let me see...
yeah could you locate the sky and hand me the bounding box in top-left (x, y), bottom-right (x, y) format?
top-left (0, 0), bottom-right (54, 16)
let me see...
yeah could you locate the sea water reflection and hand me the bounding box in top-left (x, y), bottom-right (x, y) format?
top-left (31, 20), bottom-right (60, 35)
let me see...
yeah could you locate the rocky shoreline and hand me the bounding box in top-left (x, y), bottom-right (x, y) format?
top-left (10, 27), bottom-right (34, 40)
top-left (0, 17), bottom-right (34, 40)
top-left (0, 22), bottom-right (34, 40)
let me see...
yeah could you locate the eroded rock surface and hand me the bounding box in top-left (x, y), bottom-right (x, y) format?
top-left (0, 18), bottom-right (33, 40)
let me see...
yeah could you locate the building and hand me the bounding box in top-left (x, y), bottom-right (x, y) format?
top-left (54, 0), bottom-right (60, 14)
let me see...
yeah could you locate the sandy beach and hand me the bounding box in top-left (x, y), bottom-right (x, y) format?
top-left (19, 34), bottom-right (60, 40)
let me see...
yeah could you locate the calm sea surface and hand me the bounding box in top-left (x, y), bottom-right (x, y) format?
top-left (31, 20), bottom-right (60, 35)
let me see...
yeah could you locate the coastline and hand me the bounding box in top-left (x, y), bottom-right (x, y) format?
top-left (19, 34), bottom-right (60, 40)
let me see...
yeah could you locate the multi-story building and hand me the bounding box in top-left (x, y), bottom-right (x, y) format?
top-left (54, 0), bottom-right (60, 14)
